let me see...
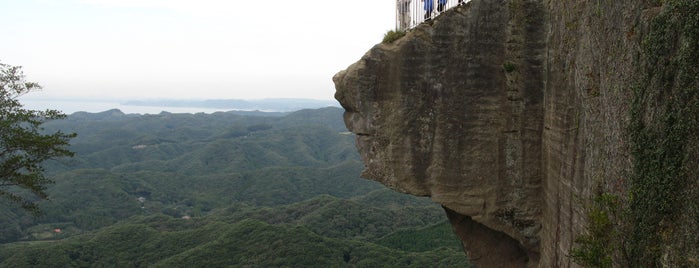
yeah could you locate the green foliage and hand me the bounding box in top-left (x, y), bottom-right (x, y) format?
top-left (0, 190), bottom-right (468, 266)
top-left (4, 108), bottom-right (371, 236)
top-left (0, 107), bottom-right (470, 266)
top-left (376, 221), bottom-right (463, 252)
top-left (383, 29), bottom-right (406, 44)
top-left (503, 62), bottom-right (517, 73)
top-left (570, 193), bottom-right (619, 268)
top-left (628, 0), bottom-right (699, 265)
top-left (294, 198), bottom-right (444, 240)
top-left (0, 216), bottom-right (470, 267)
top-left (0, 62), bottom-right (75, 213)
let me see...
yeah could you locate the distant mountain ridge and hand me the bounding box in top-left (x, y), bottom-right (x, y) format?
top-left (121, 98), bottom-right (340, 112)
top-left (69, 108), bottom-right (289, 118)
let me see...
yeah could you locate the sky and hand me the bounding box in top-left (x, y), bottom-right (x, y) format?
top-left (0, 0), bottom-right (395, 101)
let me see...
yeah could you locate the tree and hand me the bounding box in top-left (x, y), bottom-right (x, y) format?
top-left (0, 61), bottom-right (75, 213)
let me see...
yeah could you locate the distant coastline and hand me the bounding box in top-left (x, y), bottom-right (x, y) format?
top-left (19, 98), bottom-right (340, 115)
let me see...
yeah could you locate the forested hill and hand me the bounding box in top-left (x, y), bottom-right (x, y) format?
top-left (0, 107), bottom-right (471, 267)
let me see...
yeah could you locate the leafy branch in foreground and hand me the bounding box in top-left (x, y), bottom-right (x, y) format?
top-left (0, 61), bottom-right (75, 214)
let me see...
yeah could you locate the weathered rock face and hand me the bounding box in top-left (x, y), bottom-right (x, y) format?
top-left (335, 1), bottom-right (545, 266)
top-left (334, 0), bottom-right (698, 267)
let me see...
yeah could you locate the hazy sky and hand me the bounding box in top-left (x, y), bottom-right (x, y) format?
top-left (0, 0), bottom-right (395, 101)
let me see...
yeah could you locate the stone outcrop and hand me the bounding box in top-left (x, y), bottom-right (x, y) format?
top-left (334, 0), bottom-right (698, 267)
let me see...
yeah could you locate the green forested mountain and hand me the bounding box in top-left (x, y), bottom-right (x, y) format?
top-left (0, 107), bottom-right (470, 267)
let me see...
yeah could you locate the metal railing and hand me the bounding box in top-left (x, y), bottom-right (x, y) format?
top-left (396, 0), bottom-right (469, 31)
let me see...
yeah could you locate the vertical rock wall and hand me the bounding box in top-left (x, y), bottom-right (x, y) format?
top-left (539, 0), bottom-right (644, 266)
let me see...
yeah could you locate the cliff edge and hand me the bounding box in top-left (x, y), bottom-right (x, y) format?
top-left (334, 0), bottom-right (698, 267)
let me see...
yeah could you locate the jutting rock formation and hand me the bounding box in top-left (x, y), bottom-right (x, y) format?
top-left (334, 0), bottom-right (698, 267)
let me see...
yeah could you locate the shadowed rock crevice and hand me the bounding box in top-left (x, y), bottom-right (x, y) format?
top-left (444, 207), bottom-right (534, 268)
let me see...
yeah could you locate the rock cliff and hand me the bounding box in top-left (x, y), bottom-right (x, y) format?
top-left (334, 0), bottom-right (698, 267)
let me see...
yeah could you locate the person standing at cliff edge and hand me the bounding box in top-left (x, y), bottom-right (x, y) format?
top-left (397, 0), bottom-right (412, 30)
top-left (437, 0), bottom-right (447, 13)
top-left (422, 0), bottom-right (434, 20)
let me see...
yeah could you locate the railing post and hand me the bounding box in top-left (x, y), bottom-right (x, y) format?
top-left (396, 0), bottom-right (399, 30)
top-left (397, 0), bottom-right (414, 31)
